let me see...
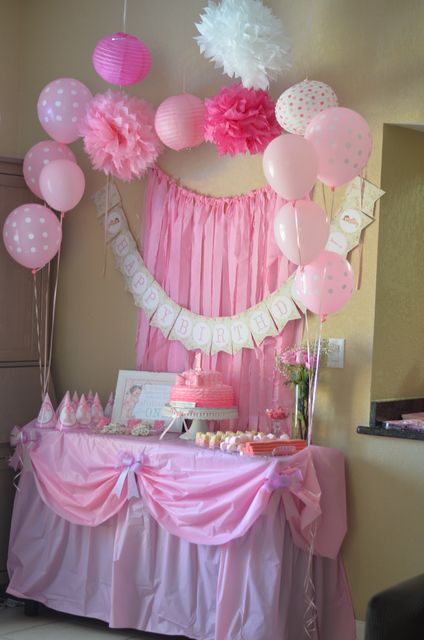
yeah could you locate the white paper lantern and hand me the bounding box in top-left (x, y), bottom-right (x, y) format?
top-left (275, 80), bottom-right (338, 135)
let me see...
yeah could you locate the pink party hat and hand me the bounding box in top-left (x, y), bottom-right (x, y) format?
top-left (72, 391), bottom-right (79, 409)
top-left (35, 392), bottom-right (57, 429)
top-left (56, 395), bottom-right (77, 430)
top-left (76, 393), bottom-right (91, 427)
top-left (104, 392), bottom-right (114, 418)
top-left (90, 393), bottom-right (104, 427)
top-left (87, 390), bottom-right (94, 405)
top-left (57, 390), bottom-right (71, 416)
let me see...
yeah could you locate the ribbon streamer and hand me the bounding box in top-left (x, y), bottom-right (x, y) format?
top-left (112, 451), bottom-right (143, 500)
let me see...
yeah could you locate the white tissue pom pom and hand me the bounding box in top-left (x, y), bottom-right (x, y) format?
top-left (195, 0), bottom-right (291, 90)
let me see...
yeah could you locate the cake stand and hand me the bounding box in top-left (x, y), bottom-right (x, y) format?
top-left (161, 404), bottom-right (238, 440)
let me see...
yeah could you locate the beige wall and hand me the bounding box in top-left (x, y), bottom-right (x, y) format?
top-left (0, 0), bottom-right (23, 156)
top-left (371, 125), bottom-right (424, 399)
top-left (4, 0), bottom-right (424, 619)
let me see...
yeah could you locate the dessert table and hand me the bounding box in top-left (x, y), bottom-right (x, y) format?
top-left (7, 423), bottom-right (355, 640)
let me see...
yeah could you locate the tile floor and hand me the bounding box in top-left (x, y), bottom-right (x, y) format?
top-left (0, 603), bottom-right (187, 640)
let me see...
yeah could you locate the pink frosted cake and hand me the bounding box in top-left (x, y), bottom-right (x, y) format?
top-left (169, 368), bottom-right (234, 408)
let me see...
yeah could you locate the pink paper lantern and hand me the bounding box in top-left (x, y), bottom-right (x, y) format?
top-left (92, 32), bottom-right (152, 86)
top-left (154, 94), bottom-right (205, 151)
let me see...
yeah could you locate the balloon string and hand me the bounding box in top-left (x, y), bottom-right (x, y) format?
top-left (44, 213), bottom-right (63, 396)
top-left (32, 271), bottom-right (44, 400)
top-left (303, 520), bottom-right (318, 638)
top-left (123, 0), bottom-right (128, 32)
top-left (330, 187), bottom-right (335, 222)
top-left (43, 262), bottom-right (51, 397)
top-left (103, 175), bottom-right (110, 277)
top-left (308, 316), bottom-right (324, 446)
top-left (321, 183), bottom-right (328, 218)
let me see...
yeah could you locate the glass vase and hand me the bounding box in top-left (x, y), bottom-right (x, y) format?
top-left (292, 383), bottom-right (309, 441)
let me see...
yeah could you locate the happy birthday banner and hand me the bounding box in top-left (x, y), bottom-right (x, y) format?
top-left (93, 174), bottom-right (384, 355)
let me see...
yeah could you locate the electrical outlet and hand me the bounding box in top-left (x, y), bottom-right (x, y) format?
top-left (327, 338), bottom-right (345, 368)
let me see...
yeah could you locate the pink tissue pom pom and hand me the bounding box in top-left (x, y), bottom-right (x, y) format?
top-left (80, 90), bottom-right (163, 181)
top-left (204, 84), bottom-right (281, 156)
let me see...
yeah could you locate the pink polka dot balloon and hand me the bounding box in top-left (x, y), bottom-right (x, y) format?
top-left (294, 250), bottom-right (354, 318)
top-left (23, 140), bottom-right (76, 199)
top-left (304, 107), bottom-right (372, 188)
top-left (37, 78), bottom-right (93, 144)
top-left (2, 204), bottom-right (62, 270)
top-left (275, 80), bottom-right (338, 136)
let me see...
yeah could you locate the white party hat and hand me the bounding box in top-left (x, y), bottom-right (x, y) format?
top-left (90, 393), bottom-right (104, 426)
top-left (56, 395), bottom-right (77, 430)
top-left (76, 393), bottom-right (91, 426)
top-left (72, 391), bottom-right (79, 409)
top-left (35, 392), bottom-right (57, 429)
top-left (57, 390), bottom-right (71, 416)
top-left (104, 392), bottom-right (114, 418)
top-left (87, 390), bottom-right (94, 405)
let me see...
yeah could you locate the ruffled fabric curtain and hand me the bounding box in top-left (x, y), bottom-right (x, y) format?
top-left (136, 167), bottom-right (301, 429)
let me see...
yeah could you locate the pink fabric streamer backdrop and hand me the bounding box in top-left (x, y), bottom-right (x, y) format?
top-left (25, 424), bottom-right (347, 555)
top-left (136, 167), bottom-right (301, 428)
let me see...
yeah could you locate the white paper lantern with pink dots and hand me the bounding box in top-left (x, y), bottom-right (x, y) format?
top-left (275, 80), bottom-right (338, 136)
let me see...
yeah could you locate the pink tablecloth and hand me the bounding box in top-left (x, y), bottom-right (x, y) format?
top-left (7, 427), bottom-right (355, 640)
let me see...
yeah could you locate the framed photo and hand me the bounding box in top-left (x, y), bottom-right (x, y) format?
top-left (112, 370), bottom-right (178, 429)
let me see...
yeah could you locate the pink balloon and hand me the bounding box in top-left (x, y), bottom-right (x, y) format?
top-left (304, 107), bottom-right (372, 188)
top-left (2, 204), bottom-right (61, 270)
top-left (274, 200), bottom-right (330, 265)
top-left (263, 134), bottom-right (318, 201)
top-left (23, 140), bottom-right (76, 198)
top-left (294, 250), bottom-right (354, 318)
top-left (37, 78), bottom-right (93, 144)
top-left (39, 159), bottom-right (85, 212)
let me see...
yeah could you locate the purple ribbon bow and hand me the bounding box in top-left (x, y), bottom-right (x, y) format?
top-left (112, 451), bottom-right (143, 500)
top-left (266, 468), bottom-right (303, 492)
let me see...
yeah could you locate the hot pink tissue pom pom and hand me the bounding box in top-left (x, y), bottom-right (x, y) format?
top-left (204, 84), bottom-right (281, 156)
top-left (80, 90), bottom-right (162, 181)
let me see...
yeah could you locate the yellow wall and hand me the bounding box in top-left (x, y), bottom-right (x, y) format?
top-left (371, 125), bottom-right (424, 399)
top-left (4, 0), bottom-right (424, 619)
top-left (0, 0), bottom-right (23, 156)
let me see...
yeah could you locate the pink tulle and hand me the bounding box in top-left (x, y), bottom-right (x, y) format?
top-left (204, 84), bottom-right (281, 156)
top-left (81, 90), bottom-right (162, 181)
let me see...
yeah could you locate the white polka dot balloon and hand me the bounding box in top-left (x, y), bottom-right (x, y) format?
top-left (275, 80), bottom-right (338, 135)
top-left (37, 78), bottom-right (93, 144)
top-left (2, 204), bottom-right (62, 270)
top-left (23, 140), bottom-right (76, 199)
top-left (294, 250), bottom-right (354, 318)
top-left (304, 107), bottom-right (372, 187)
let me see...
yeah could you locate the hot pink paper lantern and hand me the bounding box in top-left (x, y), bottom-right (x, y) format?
top-left (92, 32), bottom-right (152, 86)
top-left (154, 94), bottom-right (205, 151)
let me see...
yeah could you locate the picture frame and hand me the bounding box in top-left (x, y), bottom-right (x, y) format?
top-left (112, 370), bottom-right (178, 429)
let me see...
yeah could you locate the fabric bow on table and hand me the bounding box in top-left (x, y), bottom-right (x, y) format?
top-left (9, 426), bottom-right (41, 470)
top-left (112, 451), bottom-right (143, 500)
top-left (266, 467), bottom-right (303, 492)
